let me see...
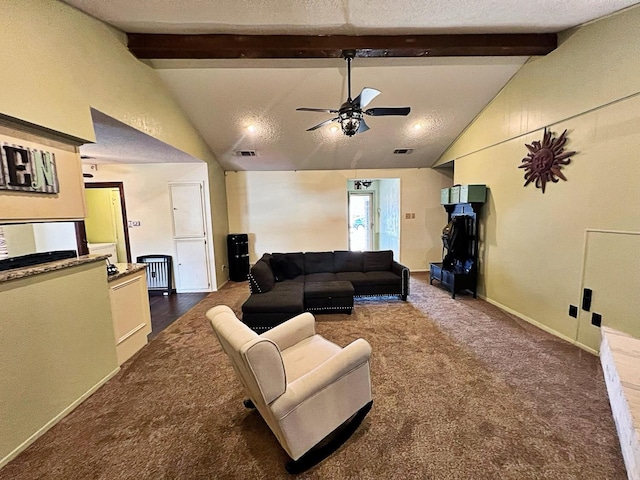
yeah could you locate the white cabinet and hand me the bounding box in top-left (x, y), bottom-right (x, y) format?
top-left (88, 242), bottom-right (117, 261)
top-left (170, 183), bottom-right (205, 238)
top-left (108, 267), bottom-right (152, 365)
top-left (175, 238), bottom-right (210, 292)
top-left (169, 182), bottom-right (211, 292)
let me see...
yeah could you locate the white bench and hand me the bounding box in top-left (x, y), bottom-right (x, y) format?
top-left (600, 327), bottom-right (640, 480)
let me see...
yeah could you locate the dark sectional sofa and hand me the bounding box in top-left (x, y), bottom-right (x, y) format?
top-left (241, 250), bottom-right (410, 331)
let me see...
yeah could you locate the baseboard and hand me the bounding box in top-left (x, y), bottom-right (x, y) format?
top-left (0, 366), bottom-right (120, 469)
top-left (480, 295), bottom-right (596, 355)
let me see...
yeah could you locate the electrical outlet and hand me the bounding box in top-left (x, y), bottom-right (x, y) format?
top-left (569, 305), bottom-right (578, 318)
top-left (591, 312), bottom-right (602, 327)
top-left (582, 288), bottom-right (592, 311)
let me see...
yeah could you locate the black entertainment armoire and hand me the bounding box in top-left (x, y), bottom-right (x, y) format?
top-left (430, 184), bottom-right (486, 299)
top-left (227, 233), bottom-right (250, 282)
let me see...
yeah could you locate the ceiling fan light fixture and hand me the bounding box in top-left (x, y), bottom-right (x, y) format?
top-left (340, 111), bottom-right (362, 137)
top-left (341, 117), bottom-right (360, 137)
top-left (297, 52), bottom-right (410, 137)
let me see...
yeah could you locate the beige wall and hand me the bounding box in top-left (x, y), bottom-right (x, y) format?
top-left (436, 6), bottom-right (640, 348)
top-left (0, 0), bottom-right (229, 278)
top-left (226, 168), bottom-right (452, 270)
top-left (85, 162), bottom-right (224, 288)
top-left (206, 159), bottom-right (231, 287)
top-left (0, 262), bottom-right (119, 467)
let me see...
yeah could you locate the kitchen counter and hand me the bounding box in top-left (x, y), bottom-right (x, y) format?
top-left (107, 262), bottom-right (147, 282)
top-left (0, 254), bottom-right (109, 283)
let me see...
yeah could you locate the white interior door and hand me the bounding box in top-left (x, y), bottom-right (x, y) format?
top-left (170, 183), bottom-right (205, 238)
top-left (170, 182), bottom-right (211, 292)
top-left (175, 238), bottom-right (210, 292)
top-left (575, 230), bottom-right (640, 352)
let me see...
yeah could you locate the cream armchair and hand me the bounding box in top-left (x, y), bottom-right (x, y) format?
top-left (206, 305), bottom-right (373, 473)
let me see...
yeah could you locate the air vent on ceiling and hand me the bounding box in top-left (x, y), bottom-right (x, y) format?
top-left (393, 148), bottom-right (413, 155)
top-left (235, 150), bottom-right (257, 157)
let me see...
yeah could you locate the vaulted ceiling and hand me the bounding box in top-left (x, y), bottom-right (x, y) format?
top-left (64, 0), bottom-right (640, 171)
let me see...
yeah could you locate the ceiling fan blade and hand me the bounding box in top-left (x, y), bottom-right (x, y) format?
top-left (307, 117), bottom-right (339, 131)
top-left (365, 107), bottom-right (411, 116)
top-left (354, 88), bottom-right (381, 109)
top-left (297, 107), bottom-right (339, 113)
top-left (357, 118), bottom-right (370, 134)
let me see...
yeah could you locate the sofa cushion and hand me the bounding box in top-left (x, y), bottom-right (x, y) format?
top-left (304, 252), bottom-right (335, 274)
top-left (304, 272), bottom-right (339, 283)
top-left (336, 271), bottom-right (400, 288)
top-left (335, 271), bottom-right (368, 287)
top-left (242, 281), bottom-right (304, 313)
top-left (363, 250), bottom-right (393, 272)
top-left (271, 253), bottom-right (304, 281)
top-left (334, 251), bottom-right (363, 272)
top-left (249, 259), bottom-right (275, 293)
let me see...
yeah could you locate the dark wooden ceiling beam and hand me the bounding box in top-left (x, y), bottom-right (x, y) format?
top-left (127, 33), bottom-right (557, 59)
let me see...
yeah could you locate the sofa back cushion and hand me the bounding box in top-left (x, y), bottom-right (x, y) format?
top-left (304, 252), bottom-right (335, 274)
top-left (334, 251), bottom-right (363, 272)
top-left (249, 258), bottom-right (275, 293)
top-left (363, 250), bottom-right (394, 272)
top-left (271, 253), bottom-right (304, 281)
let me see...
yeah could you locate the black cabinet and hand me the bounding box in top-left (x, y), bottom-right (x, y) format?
top-left (227, 234), bottom-right (249, 282)
top-left (429, 202), bottom-right (482, 298)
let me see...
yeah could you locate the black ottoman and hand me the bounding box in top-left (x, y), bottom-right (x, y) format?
top-left (304, 281), bottom-right (355, 314)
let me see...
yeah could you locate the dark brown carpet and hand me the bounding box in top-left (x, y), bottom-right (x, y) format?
top-left (0, 273), bottom-right (626, 479)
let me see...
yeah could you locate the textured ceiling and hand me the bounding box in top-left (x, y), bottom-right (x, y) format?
top-left (81, 109), bottom-right (202, 165)
top-left (64, 0), bottom-right (640, 171)
top-left (63, 0), bottom-right (640, 34)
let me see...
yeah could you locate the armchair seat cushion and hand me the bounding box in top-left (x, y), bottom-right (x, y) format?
top-left (280, 335), bottom-right (342, 382)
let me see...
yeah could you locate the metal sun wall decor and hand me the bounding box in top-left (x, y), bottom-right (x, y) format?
top-left (519, 128), bottom-right (576, 193)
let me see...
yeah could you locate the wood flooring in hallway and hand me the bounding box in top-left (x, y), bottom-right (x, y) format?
top-left (148, 292), bottom-right (209, 340)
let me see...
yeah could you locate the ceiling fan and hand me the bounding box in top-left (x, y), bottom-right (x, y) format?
top-left (296, 50), bottom-right (411, 137)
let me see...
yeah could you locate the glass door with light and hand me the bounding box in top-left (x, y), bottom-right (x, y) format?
top-left (348, 192), bottom-right (373, 251)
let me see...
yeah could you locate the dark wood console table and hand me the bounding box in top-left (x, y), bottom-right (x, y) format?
top-left (429, 261), bottom-right (477, 299)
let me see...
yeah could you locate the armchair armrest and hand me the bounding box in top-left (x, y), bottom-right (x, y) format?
top-left (260, 312), bottom-right (316, 350)
top-left (270, 338), bottom-right (372, 418)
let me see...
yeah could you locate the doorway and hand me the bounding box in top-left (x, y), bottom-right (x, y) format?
top-left (349, 192), bottom-right (374, 251)
top-left (83, 182), bottom-right (132, 263)
top-left (347, 178), bottom-right (400, 258)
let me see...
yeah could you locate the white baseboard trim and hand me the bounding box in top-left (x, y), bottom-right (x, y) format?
top-left (480, 295), bottom-right (597, 355)
top-left (0, 366), bottom-right (120, 469)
